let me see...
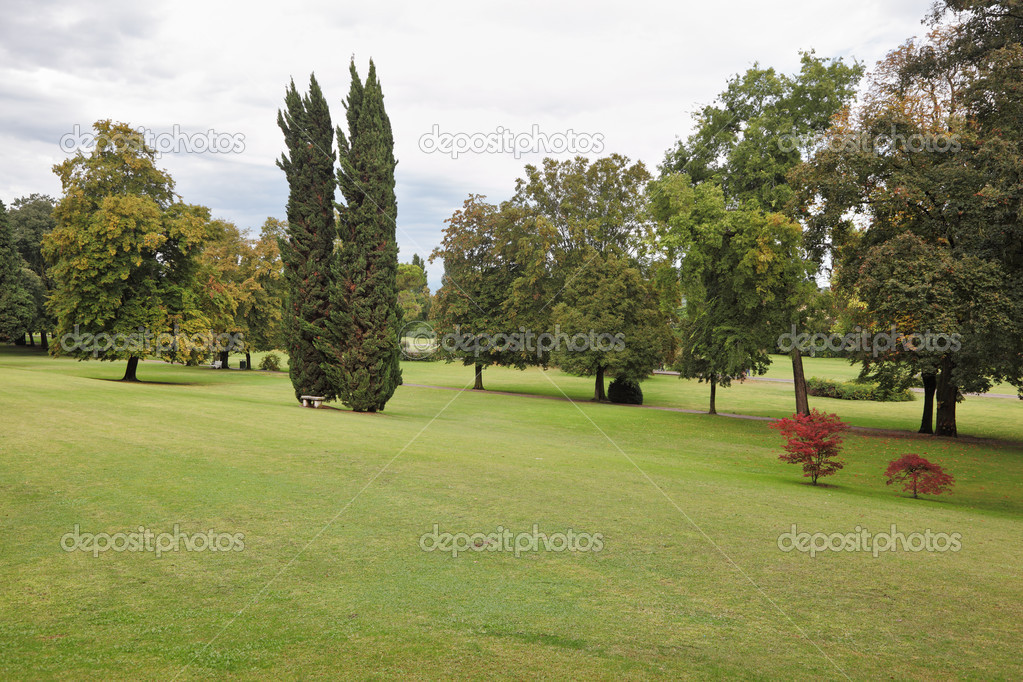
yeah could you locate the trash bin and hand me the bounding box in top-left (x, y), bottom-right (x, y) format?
top-left (239, 361), bottom-right (247, 370)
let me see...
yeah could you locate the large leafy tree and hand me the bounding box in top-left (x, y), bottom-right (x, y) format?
top-left (550, 249), bottom-right (672, 401)
top-left (843, 233), bottom-right (1015, 436)
top-left (9, 194), bottom-right (56, 346)
top-left (662, 51), bottom-right (863, 212)
top-left (928, 0), bottom-right (1023, 393)
top-left (793, 15), bottom-right (1023, 436)
top-left (244, 217), bottom-right (287, 360)
top-left (10, 194), bottom-right (56, 279)
top-left (650, 174), bottom-right (810, 414)
top-left (662, 52), bottom-right (863, 414)
top-left (195, 218), bottom-right (245, 368)
top-left (320, 60), bottom-right (402, 412)
top-left (509, 154), bottom-right (654, 256)
top-left (197, 217), bottom-right (287, 370)
top-left (503, 155), bottom-right (664, 394)
top-left (0, 200), bottom-right (34, 342)
top-left (430, 195), bottom-right (525, 390)
top-left (396, 259), bottom-right (430, 325)
top-left (43, 120), bottom-right (212, 381)
top-left (277, 73), bottom-right (338, 401)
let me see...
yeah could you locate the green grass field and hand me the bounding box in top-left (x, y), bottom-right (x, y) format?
top-left (1, 346), bottom-right (1021, 679)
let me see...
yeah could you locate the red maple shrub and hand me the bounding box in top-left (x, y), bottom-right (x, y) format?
top-left (770, 409), bottom-right (850, 485)
top-left (885, 454), bottom-right (955, 498)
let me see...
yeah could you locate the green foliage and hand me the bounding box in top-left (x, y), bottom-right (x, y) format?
top-left (509, 154), bottom-right (653, 257)
top-left (503, 155), bottom-right (655, 349)
top-left (0, 200), bottom-right (35, 341)
top-left (649, 175), bottom-right (811, 407)
top-left (396, 261), bottom-right (430, 322)
top-left (277, 73), bottom-right (338, 401)
top-left (662, 51), bottom-right (863, 218)
top-left (322, 60), bottom-right (402, 412)
top-left (42, 120), bottom-right (213, 371)
top-left (607, 377), bottom-right (643, 405)
top-left (793, 15), bottom-right (1023, 433)
top-left (502, 155), bottom-right (662, 399)
top-left (193, 217), bottom-right (287, 363)
top-left (806, 377), bottom-right (914, 402)
top-left (8, 195), bottom-right (56, 336)
top-left (9, 194), bottom-right (56, 280)
top-left (430, 195), bottom-right (525, 378)
top-left (259, 352), bottom-right (282, 372)
top-left (243, 218), bottom-right (287, 353)
top-left (550, 250), bottom-right (671, 398)
top-left (195, 219), bottom-right (248, 353)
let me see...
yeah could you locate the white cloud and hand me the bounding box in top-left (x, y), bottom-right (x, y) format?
top-left (0, 0), bottom-right (934, 289)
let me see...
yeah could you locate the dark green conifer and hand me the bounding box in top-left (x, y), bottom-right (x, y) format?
top-left (322, 60), bottom-right (402, 412)
top-left (276, 74), bottom-right (338, 401)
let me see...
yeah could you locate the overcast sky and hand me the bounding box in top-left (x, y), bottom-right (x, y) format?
top-left (1, 0), bottom-right (934, 289)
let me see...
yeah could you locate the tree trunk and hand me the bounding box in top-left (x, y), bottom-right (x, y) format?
top-left (935, 359), bottom-right (958, 437)
top-left (39, 330), bottom-right (48, 350)
top-left (473, 362), bottom-right (484, 390)
top-left (709, 374), bottom-right (717, 415)
top-left (27, 332), bottom-right (35, 347)
top-left (791, 348), bottom-right (809, 415)
top-left (121, 356), bottom-right (140, 382)
top-left (245, 350), bottom-right (252, 370)
top-left (919, 372), bottom-right (936, 434)
top-left (593, 365), bottom-right (606, 401)
top-left (219, 350), bottom-right (229, 369)
top-left (14, 333), bottom-right (26, 346)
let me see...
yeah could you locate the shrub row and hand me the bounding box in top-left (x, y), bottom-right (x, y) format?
top-left (806, 377), bottom-right (913, 402)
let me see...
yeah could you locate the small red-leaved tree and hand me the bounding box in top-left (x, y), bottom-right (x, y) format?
top-left (770, 409), bottom-right (849, 485)
top-left (885, 454), bottom-right (955, 499)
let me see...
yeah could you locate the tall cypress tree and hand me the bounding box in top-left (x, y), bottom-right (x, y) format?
top-left (276, 74), bottom-right (338, 401)
top-left (0, 200), bottom-right (34, 342)
top-left (320, 59), bottom-right (402, 412)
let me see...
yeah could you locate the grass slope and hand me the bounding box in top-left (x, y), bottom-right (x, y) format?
top-left (1, 347), bottom-right (1021, 679)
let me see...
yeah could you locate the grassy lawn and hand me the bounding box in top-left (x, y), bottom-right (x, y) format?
top-left (1, 346), bottom-right (1021, 679)
top-left (409, 357), bottom-right (1023, 443)
top-left (758, 354), bottom-right (1021, 397)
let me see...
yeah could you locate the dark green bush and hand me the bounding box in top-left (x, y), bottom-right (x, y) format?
top-left (806, 377), bottom-right (913, 402)
top-left (608, 378), bottom-right (643, 405)
top-left (259, 352), bottom-right (282, 372)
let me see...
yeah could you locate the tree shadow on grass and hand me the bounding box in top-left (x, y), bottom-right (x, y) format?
top-left (95, 377), bottom-right (210, 386)
top-left (774, 473), bottom-right (1023, 516)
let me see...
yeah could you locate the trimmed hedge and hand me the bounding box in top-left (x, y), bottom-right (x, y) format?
top-left (806, 377), bottom-right (913, 402)
top-left (608, 378), bottom-right (643, 405)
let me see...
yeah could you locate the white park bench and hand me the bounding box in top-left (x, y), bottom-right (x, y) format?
top-left (211, 360), bottom-right (222, 369)
top-left (300, 395), bottom-right (325, 408)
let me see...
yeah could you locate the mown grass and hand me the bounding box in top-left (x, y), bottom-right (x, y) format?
top-left (409, 356), bottom-right (1023, 442)
top-left (1, 345), bottom-right (1021, 679)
